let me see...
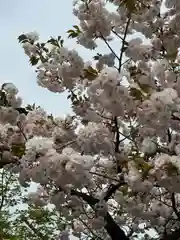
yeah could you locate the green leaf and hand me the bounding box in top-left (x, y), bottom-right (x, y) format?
top-left (29, 56), bottom-right (39, 66)
top-left (67, 26), bottom-right (82, 39)
top-left (40, 43), bottom-right (45, 48)
top-left (0, 91), bottom-right (8, 106)
top-left (93, 53), bottom-right (102, 60)
top-left (47, 38), bottom-right (57, 46)
top-left (25, 104), bottom-right (35, 111)
top-left (126, 0), bottom-right (136, 12)
top-left (83, 66), bottom-right (98, 81)
top-left (130, 87), bottom-right (143, 100)
top-left (73, 25), bottom-right (81, 32)
top-left (43, 47), bottom-right (49, 53)
top-left (60, 39), bottom-right (64, 47)
top-left (67, 30), bottom-right (75, 33)
top-left (47, 114), bottom-right (54, 121)
top-left (29, 209), bottom-right (44, 219)
top-left (120, 0), bottom-right (137, 13)
top-left (138, 83), bottom-right (151, 94)
top-left (9, 236), bottom-right (19, 240)
top-left (15, 107), bottom-right (28, 115)
top-left (11, 144), bottom-right (25, 158)
top-left (18, 34), bottom-right (28, 43)
top-left (68, 32), bottom-right (79, 38)
top-left (165, 50), bottom-right (178, 61)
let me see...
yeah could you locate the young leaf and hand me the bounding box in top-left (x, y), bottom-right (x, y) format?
top-left (29, 56), bottom-right (39, 66)
top-left (18, 34), bottom-right (28, 43)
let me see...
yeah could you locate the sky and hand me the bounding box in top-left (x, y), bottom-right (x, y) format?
top-left (0, 0), bottom-right (78, 116)
top-left (0, 0), bottom-right (118, 117)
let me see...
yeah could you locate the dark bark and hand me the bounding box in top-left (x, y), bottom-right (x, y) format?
top-left (71, 189), bottom-right (129, 240)
top-left (0, 158), bottom-right (17, 168)
top-left (104, 181), bottom-right (125, 201)
top-left (22, 217), bottom-right (48, 240)
top-left (171, 193), bottom-right (180, 221)
top-left (105, 213), bottom-right (129, 240)
top-left (161, 228), bottom-right (180, 240)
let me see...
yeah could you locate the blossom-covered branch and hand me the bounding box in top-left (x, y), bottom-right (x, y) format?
top-left (0, 0), bottom-right (180, 239)
top-left (71, 189), bottom-right (129, 240)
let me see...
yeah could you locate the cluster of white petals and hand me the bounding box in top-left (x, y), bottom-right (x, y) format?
top-left (3, 0), bottom-right (180, 239)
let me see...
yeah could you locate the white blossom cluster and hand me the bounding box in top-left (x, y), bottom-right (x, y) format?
top-left (3, 0), bottom-right (180, 239)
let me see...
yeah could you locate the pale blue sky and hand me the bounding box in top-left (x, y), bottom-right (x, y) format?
top-left (0, 0), bottom-right (120, 116)
top-left (0, 0), bottom-right (78, 116)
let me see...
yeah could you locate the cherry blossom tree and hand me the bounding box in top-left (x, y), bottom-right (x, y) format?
top-left (2, 0), bottom-right (180, 239)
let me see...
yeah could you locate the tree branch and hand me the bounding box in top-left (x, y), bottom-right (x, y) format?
top-left (23, 217), bottom-right (48, 240)
top-left (114, 116), bottom-right (122, 173)
top-left (90, 171), bottom-right (120, 182)
top-left (118, 16), bottom-right (131, 72)
top-left (78, 217), bottom-right (104, 240)
top-left (103, 181), bottom-right (125, 201)
top-left (111, 29), bottom-right (128, 43)
top-left (71, 189), bottom-right (129, 240)
top-left (171, 192), bottom-right (180, 221)
top-left (0, 158), bottom-right (18, 169)
top-left (100, 32), bottom-right (120, 61)
top-left (161, 228), bottom-right (180, 240)
top-left (114, 116), bottom-right (120, 153)
top-left (0, 170), bottom-right (12, 210)
top-left (172, 113), bottom-right (180, 122)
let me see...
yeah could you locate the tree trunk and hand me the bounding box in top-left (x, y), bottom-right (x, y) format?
top-left (71, 189), bottom-right (129, 240)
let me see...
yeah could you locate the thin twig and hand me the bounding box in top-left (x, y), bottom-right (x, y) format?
top-left (89, 171), bottom-right (120, 182)
top-left (104, 181), bottom-right (126, 201)
top-left (23, 217), bottom-right (48, 240)
top-left (17, 121), bottom-right (27, 141)
top-left (78, 217), bottom-right (104, 240)
top-left (57, 140), bottom-right (76, 151)
top-left (0, 169), bottom-right (5, 210)
top-left (100, 32), bottom-right (120, 61)
top-left (70, 189), bottom-right (129, 240)
top-left (114, 116), bottom-right (120, 153)
top-left (167, 128), bottom-right (172, 144)
top-left (121, 58), bottom-right (131, 66)
top-left (161, 227), bottom-right (180, 240)
top-left (171, 193), bottom-right (180, 221)
top-left (111, 29), bottom-right (128, 43)
top-left (118, 16), bottom-right (131, 72)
